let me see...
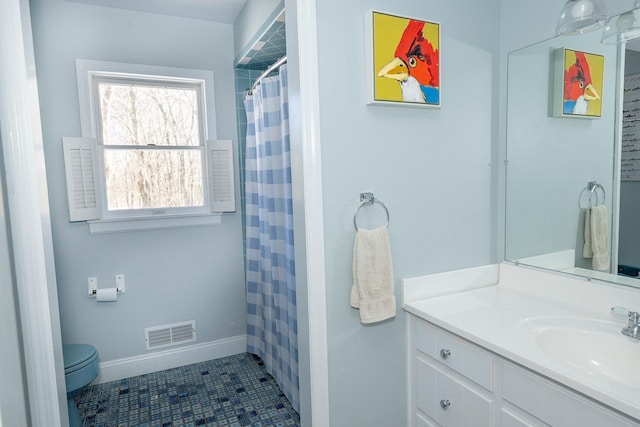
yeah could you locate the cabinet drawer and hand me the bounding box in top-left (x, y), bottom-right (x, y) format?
top-left (500, 407), bottom-right (549, 427)
top-left (415, 356), bottom-right (492, 427)
top-left (415, 412), bottom-right (438, 427)
top-left (502, 362), bottom-right (638, 427)
top-left (415, 318), bottom-right (494, 391)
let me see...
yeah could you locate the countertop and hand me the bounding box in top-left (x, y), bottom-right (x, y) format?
top-left (402, 263), bottom-right (640, 421)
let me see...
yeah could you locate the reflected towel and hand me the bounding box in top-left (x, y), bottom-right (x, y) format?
top-left (590, 205), bottom-right (610, 271)
top-left (583, 208), bottom-right (592, 258)
top-left (351, 226), bottom-right (396, 324)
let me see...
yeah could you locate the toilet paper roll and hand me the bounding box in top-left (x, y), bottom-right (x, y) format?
top-left (96, 287), bottom-right (118, 302)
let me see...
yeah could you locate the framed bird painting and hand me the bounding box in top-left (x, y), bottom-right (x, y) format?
top-left (552, 48), bottom-right (604, 119)
top-left (365, 10), bottom-right (440, 108)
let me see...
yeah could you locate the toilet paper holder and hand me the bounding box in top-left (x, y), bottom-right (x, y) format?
top-left (92, 287), bottom-right (121, 302)
top-left (89, 287), bottom-right (124, 296)
top-left (87, 275), bottom-right (126, 298)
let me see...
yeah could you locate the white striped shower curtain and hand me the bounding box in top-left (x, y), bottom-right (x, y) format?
top-left (243, 64), bottom-right (299, 412)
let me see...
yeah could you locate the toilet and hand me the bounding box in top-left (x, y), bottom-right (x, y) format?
top-left (63, 344), bottom-right (99, 427)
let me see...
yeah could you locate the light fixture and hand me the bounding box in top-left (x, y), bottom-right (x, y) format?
top-left (556, 0), bottom-right (608, 35)
top-left (601, 0), bottom-right (640, 44)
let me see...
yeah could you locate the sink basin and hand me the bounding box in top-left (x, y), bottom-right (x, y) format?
top-left (520, 316), bottom-right (640, 388)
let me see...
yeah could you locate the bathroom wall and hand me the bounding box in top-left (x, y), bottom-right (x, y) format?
top-left (498, 0), bottom-right (564, 257)
top-left (29, 0), bottom-right (245, 363)
top-left (314, 0), bottom-right (499, 424)
top-left (504, 30), bottom-right (618, 266)
top-left (233, 0), bottom-right (282, 59)
top-left (499, 1), bottom-right (634, 270)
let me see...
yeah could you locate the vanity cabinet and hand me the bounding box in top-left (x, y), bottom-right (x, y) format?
top-left (415, 355), bottom-right (493, 426)
top-left (501, 362), bottom-right (636, 427)
top-left (408, 315), bottom-right (639, 427)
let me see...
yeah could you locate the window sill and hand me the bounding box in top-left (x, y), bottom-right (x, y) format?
top-left (87, 213), bottom-right (222, 234)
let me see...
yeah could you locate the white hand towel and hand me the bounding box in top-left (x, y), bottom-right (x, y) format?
top-left (351, 226), bottom-right (396, 324)
top-left (583, 208), bottom-right (592, 259)
top-left (590, 205), bottom-right (610, 271)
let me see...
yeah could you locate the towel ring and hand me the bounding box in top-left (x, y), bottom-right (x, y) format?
top-left (588, 181), bottom-right (606, 208)
top-left (353, 192), bottom-right (390, 231)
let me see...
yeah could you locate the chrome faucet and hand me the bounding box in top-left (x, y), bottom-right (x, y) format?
top-left (611, 306), bottom-right (640, 340)
top-left (623, 311), bottom-right (640, 340)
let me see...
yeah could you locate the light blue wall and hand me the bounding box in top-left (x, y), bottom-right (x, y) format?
top-left (497, 1), bottom-right (632, 265)
top-left (505, 31), bottom-right (618, 266)
top-left (500, 1), bottom-right (632, 270)
top-left (314, 1), bottom-right (499, 424)
top-left (233, 0), bottom-right (281, 59)
top-left (497, 0), bottom-right (571, 264)
top-left (29, 0), bottom-right (245, 362)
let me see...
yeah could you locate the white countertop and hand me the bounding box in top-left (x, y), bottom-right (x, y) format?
top-left (402, 263), bottom-right (640, 421)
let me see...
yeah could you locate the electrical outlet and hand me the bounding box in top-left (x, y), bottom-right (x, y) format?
top-left (115, 274), bottom-right (125, 293)
top-left (87, 277), bottom-right (97, 297)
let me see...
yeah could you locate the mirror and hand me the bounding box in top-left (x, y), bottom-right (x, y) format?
top-left (505, 27), bottom-right (640, 288)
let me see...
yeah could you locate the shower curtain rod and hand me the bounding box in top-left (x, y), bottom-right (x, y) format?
top-left (249, 56), bottom-right (288, 93)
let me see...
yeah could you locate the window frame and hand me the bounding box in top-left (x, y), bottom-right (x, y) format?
top-left (91, 74), bottom-right (209, 219)
top-left (75, 59), bottom-right (225, 232)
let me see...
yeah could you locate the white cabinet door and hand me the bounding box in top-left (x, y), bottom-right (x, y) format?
top-left (415, 356), bottom-right (492, 426)
top-left (500, 407), bottom-right (549, 427)
top-left (502, 362), bottom-right (638, 427)
top-left (415, 412), bottom-right (438, 427)
top-left (414, 318), bottom-right (494, 391)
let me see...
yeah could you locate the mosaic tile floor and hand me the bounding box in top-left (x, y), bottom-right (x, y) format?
top-left (76, 353), bottom-right (300, 427)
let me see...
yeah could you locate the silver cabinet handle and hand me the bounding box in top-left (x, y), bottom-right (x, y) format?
top-left (440, 399), bottom-right (451, 409)
top-left (440, 349), bottom-right (451, 359)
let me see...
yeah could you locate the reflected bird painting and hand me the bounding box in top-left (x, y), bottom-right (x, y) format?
top-left (556, 48), bottom-right (604, 118)
top-left (564, 51), bottom-right (601, 115)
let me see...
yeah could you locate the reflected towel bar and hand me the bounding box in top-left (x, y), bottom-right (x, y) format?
top-left (588, 181), bottom-right (606, 208)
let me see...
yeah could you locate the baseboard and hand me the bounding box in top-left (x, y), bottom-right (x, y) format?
top-left (95, 335), bottom-right (247, 384)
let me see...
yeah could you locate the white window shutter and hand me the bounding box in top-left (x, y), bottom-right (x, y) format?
top-left (62, 137), bottom-right (100, 222)
top-left (207, 139), bottom-right (236, 213)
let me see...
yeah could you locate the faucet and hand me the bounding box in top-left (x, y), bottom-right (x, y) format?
top-left (623, 311), bottom-right (640, 340)
top-left (611, 306), bottom-right (640, 340)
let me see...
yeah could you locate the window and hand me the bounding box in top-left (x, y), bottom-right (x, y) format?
top-left (63, 60), bottom-right (235, 233)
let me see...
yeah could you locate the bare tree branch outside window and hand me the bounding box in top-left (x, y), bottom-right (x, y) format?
top-left (98, 81), bottom-right (204, 211)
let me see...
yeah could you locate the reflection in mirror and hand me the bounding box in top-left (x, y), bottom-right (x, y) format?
top-left (620, 46), bottom-right (640, 281)
top-left (505, 28), bottom-right (640, 288)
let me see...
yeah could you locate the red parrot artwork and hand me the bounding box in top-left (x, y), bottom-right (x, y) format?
top-left (563, 51), bottom-right (601, 115)
top-left (377, 19), bottom-right (439, 104)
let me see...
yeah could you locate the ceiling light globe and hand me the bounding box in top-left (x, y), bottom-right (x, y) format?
top-left (556, 0), bottom-right (607, 35)
top-left (572, 0), bottom-right (594, 18)
top-left (617, 11), bottom-right (637, 31)
top-left (601, 8), bottom-right (640, 44)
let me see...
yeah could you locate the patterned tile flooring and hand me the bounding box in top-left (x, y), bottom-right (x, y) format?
top-left (76, 353), bottom-right (300, 427)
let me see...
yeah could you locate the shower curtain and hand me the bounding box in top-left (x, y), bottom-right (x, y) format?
top-left (244, 64), bottom-right (299, 412)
